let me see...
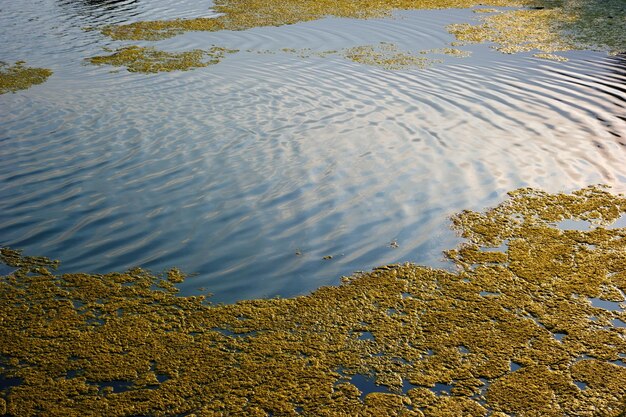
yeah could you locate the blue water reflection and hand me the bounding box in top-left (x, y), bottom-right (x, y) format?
top-left (1, 1), bottom-right (626, 304)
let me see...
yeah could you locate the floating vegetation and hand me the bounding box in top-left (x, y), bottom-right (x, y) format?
top-left (254, 44), bottom-right (465, 70)
top-left (2, 185), bottom-right (626, 415)
top-left (448, 9), bottom-right (576, 54)
top-left (88, 46), bottom-right (238, 73)
top-left (448, 0), bottom-right (626, 55)
top-left (251, 48), bottom-right (339, 58)
top-left (420, 48), bottom-right (472, 58)
top-left (473, 8), bottom-right (501, 13)
top-left (279, 48), bottom-right (339, 58)
top-left (99, 0), bottom-right (532, 41)
top-left (0, 61), bottom-right (52, 95)
top-left (96, 0), bottom-right (626, 59)
top-left (534, 52), bottom-right (569, 61)
top-left (344, 42), bottom-right (440, 70)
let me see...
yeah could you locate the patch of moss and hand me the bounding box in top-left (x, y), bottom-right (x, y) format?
top-left (88, 46), bottom-right (238, 73)
top-left (0, 61), bottom-right (52, 94)
top-left (2, 185), bottom-right (626, 415)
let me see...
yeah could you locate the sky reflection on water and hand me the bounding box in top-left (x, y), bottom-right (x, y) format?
top-left (1, 1), bottom-right (626, 303)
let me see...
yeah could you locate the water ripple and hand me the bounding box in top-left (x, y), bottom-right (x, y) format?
top-left (1, 3), bottom-right (626, 302)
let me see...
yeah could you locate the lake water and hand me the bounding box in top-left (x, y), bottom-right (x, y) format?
top-left (1, 0), bottom-right (625, 303)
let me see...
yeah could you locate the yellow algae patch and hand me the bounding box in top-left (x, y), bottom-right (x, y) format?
top-left (473, 8), bottom-right (501, 13)
top-left (533, 52), bottom-right (569, 61)
top-left (99, 0), bottom-right (531, 41)
top-left (2, 185), bottom-right (626, 416)
top-left (420, 48), bottom-right (472, 58)
top-left (448, 9), bottom-right (577, 54)
top-left (278, 48), bottom-right (339, 58)
top-left (88, 46), bottom-right (238, 73)
top-left (0, 61), bottom-right (52, 95)
top-left (251, 48), bottom-right (339, 58)
top-left (254, 44), bottom-right (462, 69)
top-left (448, 0), bottom-right (626, 55)
top-left (344, 43), bottom-right (440, 70)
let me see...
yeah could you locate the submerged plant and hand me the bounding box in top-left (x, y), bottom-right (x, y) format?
top-left (0, 61), bottom-right (52, 94)
top-left (1, 185), bottom-right (626, 415)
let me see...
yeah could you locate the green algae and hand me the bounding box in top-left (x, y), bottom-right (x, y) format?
top-left (88, 46), bottom-right (238, 73)
top-left (0, 61), bottom-right (52, 95)
top-left (2, 185), bottom-right (626, 416)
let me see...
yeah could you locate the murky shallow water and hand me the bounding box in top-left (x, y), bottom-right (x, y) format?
top-left (1, 0), bottom-right (625, 303)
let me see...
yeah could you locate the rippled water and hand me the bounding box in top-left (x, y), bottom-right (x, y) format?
top-left (1, 0), bottom-right (625, 303)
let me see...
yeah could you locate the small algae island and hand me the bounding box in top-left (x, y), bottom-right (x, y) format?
top-left (88, 46), bottom-right (239, 73)
top-left (0, 62), bottom-right (52, 95)
top-left (251, 44), bottom-right (470, 71)
top-left (343, 43), bottom-right (442, 71)
top-left (2, 186), bottom-right (626, 416)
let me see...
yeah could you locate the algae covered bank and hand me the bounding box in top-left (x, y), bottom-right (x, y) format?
top-left (1, 186), bottom-right (626, 416)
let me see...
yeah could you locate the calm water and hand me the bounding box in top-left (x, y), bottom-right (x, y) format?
top-left (1, 0), bottom-right (625, 303)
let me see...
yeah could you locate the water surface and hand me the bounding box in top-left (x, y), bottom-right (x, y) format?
top-left (1, 0), bottom-right (625, 303)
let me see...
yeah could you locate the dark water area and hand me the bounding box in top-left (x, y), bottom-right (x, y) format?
top-left (1, 0), bottom-right (626, 303)
top-left (0, 374), bottom-right (22, 391)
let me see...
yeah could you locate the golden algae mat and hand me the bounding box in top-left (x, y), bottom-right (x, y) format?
top-left (0, 62), bottom-right (52, 95)
top-left (2, 186), bottom-right (626, 416)
top-left (88, 46), bottom-right (239, 73)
